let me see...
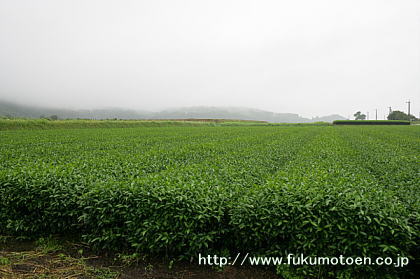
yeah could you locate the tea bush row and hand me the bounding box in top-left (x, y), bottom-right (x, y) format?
top-left (0, 126), bottom-right (418, 278)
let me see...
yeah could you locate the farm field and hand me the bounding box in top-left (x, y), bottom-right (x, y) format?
top-left (0, 118), bottom-right (330, 130)
top-left (0, 125), bottom-right (419, 278)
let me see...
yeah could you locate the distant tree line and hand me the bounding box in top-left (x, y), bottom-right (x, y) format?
top-left (387, 110), bottom-right (417, 121)
top-left (354, 110), bottom-right (417, 121)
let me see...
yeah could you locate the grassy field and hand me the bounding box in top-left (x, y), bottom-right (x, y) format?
top-left (0, 125), bottom-right (418, 278)
top-left (0, 118), bottom-right (231, 130)
top-left (0, 118), bottom-right (331, 130)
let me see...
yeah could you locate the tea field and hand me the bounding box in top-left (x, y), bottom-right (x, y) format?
top-left (0, 125), bottom-right (418, 278)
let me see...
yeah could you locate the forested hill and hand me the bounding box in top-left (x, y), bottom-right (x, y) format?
top-left (0, 100), bottom-right (346, 123)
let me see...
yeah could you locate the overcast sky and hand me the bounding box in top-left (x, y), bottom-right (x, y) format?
top-left (0, 0), bottom-right (419, 118)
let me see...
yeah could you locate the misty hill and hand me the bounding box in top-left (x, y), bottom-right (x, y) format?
top-left (152, 107), bottom-right (347, 122)
top-left (0, 100), bottom-right (149, 120)
top-left (152, 107), bottom-right (303, 123)
top-left (0, 100), bottom-right (346, 123)
top-left (310, 114), bottom-right (347, 122)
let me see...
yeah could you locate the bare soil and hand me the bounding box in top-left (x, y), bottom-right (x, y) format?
top-left (0, 238), bottom-right (279, 279)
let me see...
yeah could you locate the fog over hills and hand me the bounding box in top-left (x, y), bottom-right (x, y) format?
top-left (0, 100), bottom-right (347, 123)
top-left (0, 1), bottom-right (418, 120)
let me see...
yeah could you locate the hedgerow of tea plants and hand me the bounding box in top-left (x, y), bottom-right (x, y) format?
top-left (0, 126), bottom-right (418, 278)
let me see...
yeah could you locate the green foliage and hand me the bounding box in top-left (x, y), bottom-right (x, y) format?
top-left (0, 119), bottom-right (221, 130)
top-left (387, 110), bottom-right (417, 121)
top-left (0, 118), bottom-right (333, 131)
top-left (0, 256), bottom-right (11, 265)
top-left (35, 236), bottom-right (63, 253)
top-left (353, 111), bottom-right (366, 120)
top-left (333, 120), bottom-right (410, 125)
top-left (0, 125), bottom-right (418, 278)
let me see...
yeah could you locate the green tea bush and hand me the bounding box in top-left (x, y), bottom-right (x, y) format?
top-left (0, 126), bottom-right (418, 278)
top-left (333, 120), bottom-right (410, 125)
top-left (0, 167), bottom-right (84, 235)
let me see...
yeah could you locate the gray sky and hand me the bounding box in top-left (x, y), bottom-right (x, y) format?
top-left (0, 0), bottom-right (419, 118)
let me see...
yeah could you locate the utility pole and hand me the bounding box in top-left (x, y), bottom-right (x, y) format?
top-left (406, 100), bottom-right (411, 120)
top-left (387, 107), bottom-right (392, 120)
top-left (375, 109), bottom-right (377, 120)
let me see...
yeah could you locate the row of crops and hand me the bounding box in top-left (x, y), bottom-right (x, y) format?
top-left (0, 126), bottom-right (418, 278)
